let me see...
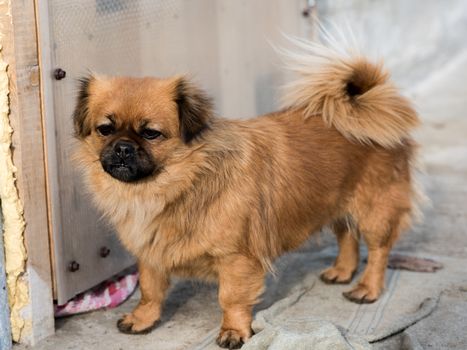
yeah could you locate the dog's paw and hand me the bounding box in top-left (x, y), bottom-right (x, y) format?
top-left (216, 329), bottom-right (246, 349)
top-left (116, 313), bottom-right (160, 335)
top-left (343, 283), bottom-right (380, 304)
top-left (320, 267), bottom-right (354, 284)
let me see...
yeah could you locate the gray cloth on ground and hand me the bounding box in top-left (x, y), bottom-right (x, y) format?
top-left (194, 247), bottom-right (466, 349)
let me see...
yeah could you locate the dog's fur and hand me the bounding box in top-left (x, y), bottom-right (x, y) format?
top-left (73, 39), bottom-right (419, 349)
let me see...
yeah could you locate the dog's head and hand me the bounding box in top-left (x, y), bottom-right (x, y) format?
top-left (73, 75), bottom-right (213, 183)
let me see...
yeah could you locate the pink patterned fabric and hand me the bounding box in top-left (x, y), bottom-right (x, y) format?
top-left (55, 270), bottom-right (138, 317)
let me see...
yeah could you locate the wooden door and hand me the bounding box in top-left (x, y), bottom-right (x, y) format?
top-left (39, 0), bottom-right (309, 304)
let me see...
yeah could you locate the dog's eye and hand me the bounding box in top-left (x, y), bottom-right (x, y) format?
top-left (96, 124), bottom-right (115, 136)
top-left (140, 128), bottom-right (161, 140)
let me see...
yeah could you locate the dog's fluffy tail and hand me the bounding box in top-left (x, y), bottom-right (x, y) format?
top-left (281, 36), bottom-right (419, 148)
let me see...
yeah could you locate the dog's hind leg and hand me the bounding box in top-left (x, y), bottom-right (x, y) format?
top-left (343, 190), bottom-right (412, 304)
top-left (320, 218), bottom-right (360, 284)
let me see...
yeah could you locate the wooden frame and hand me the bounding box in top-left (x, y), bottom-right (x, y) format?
top-left (0, 0), bottom-right (54, 345)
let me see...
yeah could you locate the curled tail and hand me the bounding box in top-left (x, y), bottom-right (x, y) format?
top-left (281, 37), bottom-right (419, 148)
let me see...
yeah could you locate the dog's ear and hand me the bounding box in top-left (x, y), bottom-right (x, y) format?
top-left (174, 77), bottom-right (213, 143)
top-left (73, 76), bottom-right (93, 139)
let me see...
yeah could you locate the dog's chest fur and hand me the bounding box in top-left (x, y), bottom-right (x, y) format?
top-left (90, 172), bottom-right (220, 275)
top-left (113, 196), bottom-right (163, 256)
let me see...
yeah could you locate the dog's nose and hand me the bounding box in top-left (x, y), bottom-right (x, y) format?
top-left (114, 141), bottom-right (136, 159)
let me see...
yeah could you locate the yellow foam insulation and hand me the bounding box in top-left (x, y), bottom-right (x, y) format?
top-left (0, 45), bottom-right (29, 342)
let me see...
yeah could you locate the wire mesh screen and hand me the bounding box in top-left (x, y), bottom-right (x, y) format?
top-left (45, 0), bottom-right (307, 302)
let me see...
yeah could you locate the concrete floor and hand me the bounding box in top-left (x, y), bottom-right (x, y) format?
top-left (16, 49), bottom-right (467, 350)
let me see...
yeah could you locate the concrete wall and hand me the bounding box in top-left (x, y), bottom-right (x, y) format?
top-left (316, 0), bottom-right (467, 90)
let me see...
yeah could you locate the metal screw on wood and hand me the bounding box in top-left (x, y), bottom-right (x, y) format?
top-left (54, 68), bottom-right (66, 80)
top-left (68, 261), bottom-right (80, 272)
top-left (302, 0), bottom-right (316, 17)
top-left (100, 247), bottom-right (111, 258)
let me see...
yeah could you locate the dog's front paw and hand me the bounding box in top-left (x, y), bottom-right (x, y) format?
top-left (116, 313), bottom-right (160, 334)
top-left (216, 329), bottom-right (247, 349)
top-left (343, 283), bottom-right (381, 304)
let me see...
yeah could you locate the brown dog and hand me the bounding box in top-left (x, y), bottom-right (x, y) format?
top-left (73, 40), bottom-right (419, 348)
